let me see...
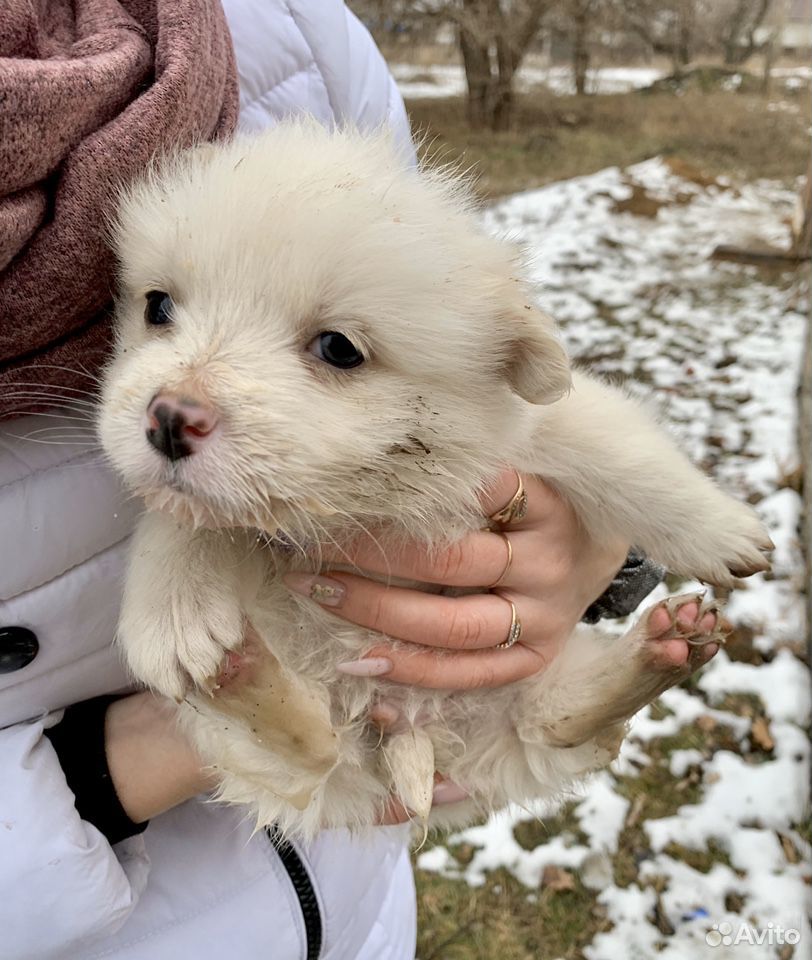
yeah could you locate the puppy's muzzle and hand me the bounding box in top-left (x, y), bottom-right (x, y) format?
top-left (146, 393), bottom-right (219, 461)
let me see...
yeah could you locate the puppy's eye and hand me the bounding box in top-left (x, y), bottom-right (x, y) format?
top-left (144, 291), bottom-right (173, 326)
top-left (308, 331), bottom-right (364, 369)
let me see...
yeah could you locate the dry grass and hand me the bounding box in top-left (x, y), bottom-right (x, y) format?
top-left (408, 88), bottom-right (811, 200)
top-left (413, 713), bottom-right (755, 960)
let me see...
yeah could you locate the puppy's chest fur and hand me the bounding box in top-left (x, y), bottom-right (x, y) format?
top-left (197, 524), bottom-right (540, 833)
top-left (245, 530), bottom-right (487, 720)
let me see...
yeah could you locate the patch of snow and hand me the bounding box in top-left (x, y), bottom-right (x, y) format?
top-left (670, 748), bottom-right (706, 777)
top-left (698, 649), bottom-right (811, 725)
top-left (574, 772), bottom-right (630, 855)
top-left (629, 687), bottom-right (751, 743)
top-left (585, 885), bottom-right (661, 960)
top-left (392, 62), bottom-right (664, 99)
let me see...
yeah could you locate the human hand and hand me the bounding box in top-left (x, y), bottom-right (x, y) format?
top-left (284, 471), bottom-right (630, 690)
top-left (104, 626), bottom-right (268, 823)
top-left (104, 690), bottom-right (216, 824)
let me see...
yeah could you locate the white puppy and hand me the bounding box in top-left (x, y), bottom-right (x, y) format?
top-left (99, 122), bottom-right (771, 838)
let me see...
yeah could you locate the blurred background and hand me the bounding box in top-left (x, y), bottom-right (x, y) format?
top-left (347, 2), bottom-right (812, 957)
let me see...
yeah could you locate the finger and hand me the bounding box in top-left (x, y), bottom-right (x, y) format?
top-left (360, 640), bottom-right (551, 690)
top-left (479, 470), bottom-right (567, 531)
top-left (377, 796), bottom-right (413, 826)
top-left (285, 571), bottom-right (528, 649)
top-left (314, 531), bottom-right (517, 588)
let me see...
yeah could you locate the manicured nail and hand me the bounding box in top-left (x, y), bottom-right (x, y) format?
top-left (432, 781), bottom-right (469, 806)
top-left (336, 657), bottom-right (393, 677)
top-left (284, 573), bottom-right (346, 607)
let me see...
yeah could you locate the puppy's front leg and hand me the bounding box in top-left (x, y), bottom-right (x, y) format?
top-left (119, 512), bottom-right (260, 700)
top-left (525, 371), bottom-right (772, 586)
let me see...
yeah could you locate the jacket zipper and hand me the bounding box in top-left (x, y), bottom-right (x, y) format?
top-left (267, 826), bottom-right (323, 960)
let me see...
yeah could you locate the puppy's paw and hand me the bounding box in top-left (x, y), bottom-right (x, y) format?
top-left (540, 592), bottom-right (729, 750)
top-left (640, 592), bottom-right (728, 674)
top-left (669, 499), bottom-right (773, 587)
top-left (119, 588), bottom-right (244, 701)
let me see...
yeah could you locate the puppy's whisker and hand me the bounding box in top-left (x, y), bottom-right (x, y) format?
top-left (3, 379), bottom-right (101, 398)
top-left (17, 437), bottom-right (100, 447)
top-left (8, 411), bottom-right (96, 425)
top-left (0, 394), bottom-right (98, 409)
top-left (21, 429), bottom-right (98, 441)
top-left (0, 390), bottom-right (99, 409)
top-left (11, 362), bottom-right (104, 386)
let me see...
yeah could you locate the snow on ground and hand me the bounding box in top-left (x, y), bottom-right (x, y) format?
top-left (418, 160), bottom-right (811, 957)
top-left (393, 62), bottom-right (812, 99)
top-left (392, 62), bottom-right (663, 98)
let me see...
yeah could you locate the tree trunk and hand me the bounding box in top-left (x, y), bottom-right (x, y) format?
top-left (458, 0), bottom-right (547, 132)
top-left (761, 28), bottom-right (776, 95)
top-left (723, 0), bottom-right (772, 66)
top-left (573, 6), bottom-right (590, 94)
top-left (460, 24), bottom-right (516, 132)
top-left (493, 32), bottom-right (517, 130)
top-left (674, 0), bottom-right (695, 71)
top-left (791, 166), bottom-right (812, 260)
top-left (724, 37), bottom-right (741, 64)
top-left (460, 27), bottom-right (493, 128)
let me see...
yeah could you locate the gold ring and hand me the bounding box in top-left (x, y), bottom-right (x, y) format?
top-left (495, 598), bottom-right (522, 649)
top-left (488, 471), bottom-right (528, 527)
top-left (487, 532), bottom-right (513, 588)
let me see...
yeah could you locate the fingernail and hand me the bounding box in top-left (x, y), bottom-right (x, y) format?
top-left (284, 573), bottom-right (346, 607)
top-left (432, 781), bottom-right (469, 806)
top-left (337, 657), bottom-right (393, 677)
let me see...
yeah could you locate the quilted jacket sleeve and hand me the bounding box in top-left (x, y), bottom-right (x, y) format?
top-left (224, 0), bottom-right (415, 162)
top-left (0, 719), bottom-right (149, 960)
top-left (338, 7), bottom-right (416, 162)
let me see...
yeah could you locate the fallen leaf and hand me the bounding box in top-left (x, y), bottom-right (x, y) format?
top-left (751, 715), bottom-right (775, 752)
top-left (778, 833), bottom-right (800, 864)
top-left (626, 793), bottom-right (646, 828)
top-left (541, 865), bottom-right (576, 892)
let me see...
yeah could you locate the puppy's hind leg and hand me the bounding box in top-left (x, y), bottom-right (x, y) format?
top-left (514, 593), bottom-right (727, 753)
top-left (381, 726), bottom-right (435, 823)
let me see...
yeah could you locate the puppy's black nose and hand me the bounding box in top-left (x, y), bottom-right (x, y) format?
top-left (145, 392), bottom-right (220, 461)
top-left (146, 402), bottom-right (192, 461)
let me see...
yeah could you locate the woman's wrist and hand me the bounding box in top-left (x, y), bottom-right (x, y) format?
top-left (104, 691), bottom-right (215, 824)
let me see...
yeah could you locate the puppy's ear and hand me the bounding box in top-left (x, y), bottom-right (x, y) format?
top-left (506, 306), bottom-right (571, 405)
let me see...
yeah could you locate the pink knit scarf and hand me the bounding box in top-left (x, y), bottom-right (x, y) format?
top-left (0, 0), bottom-right (238, 418)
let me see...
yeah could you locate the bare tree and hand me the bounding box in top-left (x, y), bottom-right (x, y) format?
top-left (714, 0), bottom-right (773, 65)
top-left (556, 0), bottom-right (604, 94)
top-left (618, 0), bottom-right (702, 73)
top-left (418, 1), bottom-right (556, 130)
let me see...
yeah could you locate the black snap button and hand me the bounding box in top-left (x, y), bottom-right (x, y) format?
top-left (0, 627), bottom-right (39, 673)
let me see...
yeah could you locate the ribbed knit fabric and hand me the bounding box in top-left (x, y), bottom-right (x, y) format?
top-left (0, 0), bottom-right (239, 418)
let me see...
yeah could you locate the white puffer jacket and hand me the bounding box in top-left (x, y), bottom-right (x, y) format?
top-left (0, 3), bottom-right (416, 958)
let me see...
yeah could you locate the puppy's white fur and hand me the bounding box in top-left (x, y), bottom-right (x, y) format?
top-left (99, 122), bottom-right (771, 838)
